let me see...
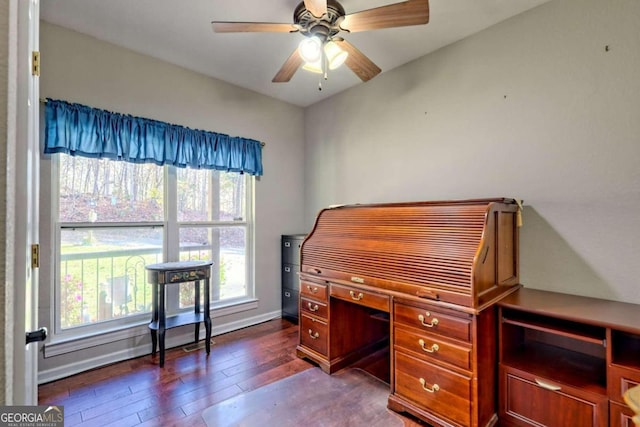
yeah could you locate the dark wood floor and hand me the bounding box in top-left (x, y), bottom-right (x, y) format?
top-left (39, 318), bottom-right (427, 427)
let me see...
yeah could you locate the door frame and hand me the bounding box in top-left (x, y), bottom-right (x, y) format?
top-left (8, 0), bottom-right (40, 405)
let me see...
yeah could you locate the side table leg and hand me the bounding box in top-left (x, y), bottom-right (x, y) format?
top-left (204, 316), bottom-right (211, 355)
top-left (159, 283), bottom-right (166, 367)
top-left (150, 282), bottom-right (158, 356)
top-left (204, 277), bottom-right (211, 355)
top-left (194, 280), bottom-right (200, 343)
top-left (151, 331), bottom-right (157, 356)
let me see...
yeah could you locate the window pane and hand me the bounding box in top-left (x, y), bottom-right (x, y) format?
top-left (59, 156), bottom-right (163, 223)
top-left (59, 227), bottom-right (163, 329)
top-left (177, 169), bottom-right (245, 222)
top-left (179, 226), bottom-right (246, 303)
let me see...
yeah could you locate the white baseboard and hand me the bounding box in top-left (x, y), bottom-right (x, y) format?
top-left (38, 310), bottom-right (283, 384)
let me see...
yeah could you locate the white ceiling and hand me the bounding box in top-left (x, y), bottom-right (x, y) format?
top-left (40, 0), bottom-right (551, 107)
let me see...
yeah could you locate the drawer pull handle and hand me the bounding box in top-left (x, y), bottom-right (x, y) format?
top-left (419, 378), bottom-right (440, 393)
top-left (350, 291), bottom-right (364, 301)
top-left (306, 286), bottom-right (318, 294)
top-left (418, 339), bottom-right (439, 353)
top-left (308, 329), bottom-right (320, 339)
top-left (307, 302), bottom-right (319, 312)
top-left (418, 314), bottom-right (439, 328)
top-left (535, 379), bottom-right (561, 391)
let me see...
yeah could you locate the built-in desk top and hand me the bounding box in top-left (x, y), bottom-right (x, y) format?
top-left (498, 287), bottom-right (640, 335)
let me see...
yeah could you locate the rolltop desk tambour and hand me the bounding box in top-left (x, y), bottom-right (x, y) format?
top-left (296, 198), bottom-right (522, 427)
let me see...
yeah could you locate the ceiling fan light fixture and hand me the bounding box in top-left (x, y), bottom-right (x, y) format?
top-left (298, 36), bottom-right (323, 63)
top-left (324, 40), bottom-right (348, 70)
top-left (302, 60), bottom-right (323, 74)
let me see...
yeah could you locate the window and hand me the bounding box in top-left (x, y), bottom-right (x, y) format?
top-left (54, 155), bottom-right (254, 337)
top-left (176, 168), bottom-right (250, 307)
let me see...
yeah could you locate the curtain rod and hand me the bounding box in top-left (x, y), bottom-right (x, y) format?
top-left (39, 98), bottom-right (266, 147)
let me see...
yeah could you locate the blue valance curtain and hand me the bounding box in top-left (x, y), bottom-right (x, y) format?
top-left (44, 99), bottom-right (263, 176)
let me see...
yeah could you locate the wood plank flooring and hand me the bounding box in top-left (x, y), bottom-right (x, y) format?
top-left (38, 318), bottom-right (427, 427)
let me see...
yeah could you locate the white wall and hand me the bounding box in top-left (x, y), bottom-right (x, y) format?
top-left (38, 22), bottom-right (306, 377)
top-left (304, 0), bottom-right (640, 304)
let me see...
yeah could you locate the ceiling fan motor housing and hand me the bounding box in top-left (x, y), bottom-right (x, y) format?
top-left (294, 0), bottom-right (346, 41)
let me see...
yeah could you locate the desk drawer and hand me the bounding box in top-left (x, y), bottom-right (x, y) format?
top-left (394, 302), bottom-right (471, 342)
top-left (300, 296), bottom-right (328, 318)
top-left (300, 314), bottom-right (328, 356)
top-left (330, 283), bottom-right (390, 312)
top-left (499, 365), bottom-right (608, 427)
top-left (300, 280), bottom-right (328, 302)
top-left (395, 351), bottom-right (471, 426)
top-left (609, 365), bottom-right (640, 404)
top-left (610, 401), bottom-right (636, 427)
top-left (394, 325), bottom-right (471, 371)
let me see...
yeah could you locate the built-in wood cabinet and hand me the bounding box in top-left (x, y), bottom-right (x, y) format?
top-left (498, 288), bottom-right (640, 427)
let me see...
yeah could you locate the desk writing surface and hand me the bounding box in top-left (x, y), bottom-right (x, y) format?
top-left (498, 287), bottom-right (640, 335)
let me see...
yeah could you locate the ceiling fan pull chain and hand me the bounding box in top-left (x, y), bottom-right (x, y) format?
top-left (324, 52), bottom-right (329, 80)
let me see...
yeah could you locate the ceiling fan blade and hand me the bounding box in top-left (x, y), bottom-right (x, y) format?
top-left (335, 39), bottom-right (381, 82)
top-left (272, 48), bottom-right (304, 83)
top-left (304, 0), bottom-right (328, 18)
top-left (212, 21), bottom-right (298, 33)
top-left (340, 0), bottom-right (429, 33)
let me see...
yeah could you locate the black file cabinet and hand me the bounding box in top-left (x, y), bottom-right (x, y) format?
top-left (281, 234), bottom-right (305, 323)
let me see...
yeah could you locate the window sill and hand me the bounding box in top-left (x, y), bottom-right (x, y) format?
top-left (44, 298), bottom-right (259, 358)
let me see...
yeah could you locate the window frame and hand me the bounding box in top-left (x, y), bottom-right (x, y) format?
top-left (45, 154), bottom-right (256, 349)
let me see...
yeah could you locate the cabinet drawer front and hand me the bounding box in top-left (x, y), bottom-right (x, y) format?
top-left (610, 402), bottom-right (636, 427)
top-left (300, 297), bottom-right (328, 318)
top-left (394, 302), bottom-right (471, 342)
top-left (500, 366), bottom-right (608, 427)
top-left (394, 325), bottom-right (471, 370)
top-left (300, 314), bottom-right (328, 355)
top-left (300, 280), bottom-right (328, 302)
top-left (330, 283), bottom-right (390, 312)
top-left (282, 237), bottom-right (303, 265)
top-left (282, 289), bottom-right (299, 318)
top-left (395, 351), bottom-right (471, 426)
top-left (282, 263), bottom-right (298, 289)
top-left (610, 365), bottom-right (640, 404)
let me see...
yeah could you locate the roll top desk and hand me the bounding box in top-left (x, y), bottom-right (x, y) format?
top-left (297, 198), bottom-right (522, 427)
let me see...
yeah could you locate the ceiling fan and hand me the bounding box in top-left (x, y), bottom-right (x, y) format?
top-left (211, 0), bottom-right (430, 84)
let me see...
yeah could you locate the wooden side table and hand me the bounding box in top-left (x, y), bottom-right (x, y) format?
top-left (146, 260), bottom-right (213, 367)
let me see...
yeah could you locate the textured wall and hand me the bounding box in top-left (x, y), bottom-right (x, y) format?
top-left (304, 0), bottom-right (640, 304)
